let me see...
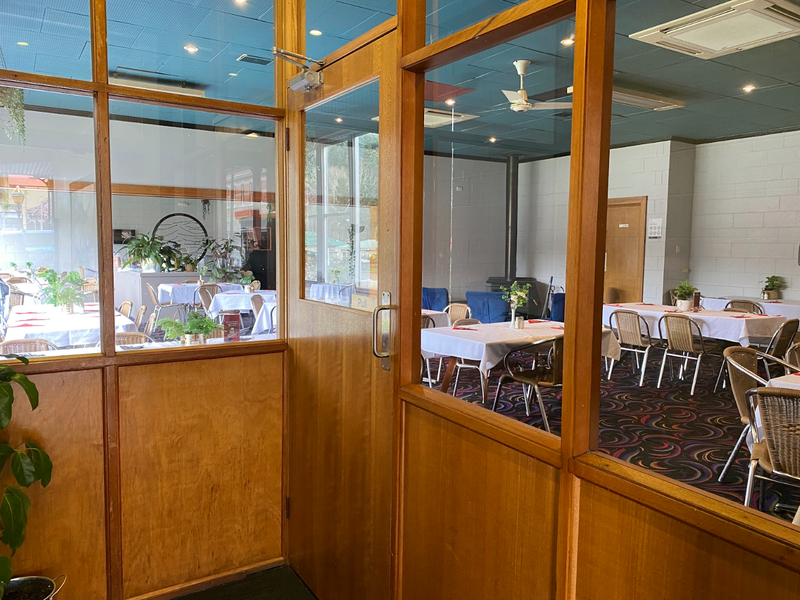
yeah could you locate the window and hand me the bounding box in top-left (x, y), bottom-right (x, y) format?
top-left (0, 88), bottom-right (99, 356)
top-left (110, 101), bottom-right (278, 349)
top-left (306, 0), bottom-right (395, 59)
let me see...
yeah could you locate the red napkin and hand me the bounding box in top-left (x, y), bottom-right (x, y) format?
top-left (606, 304), bottom-right (623, 307)
top-left (452, 326), bottom-right (477, 331)
top-left (664, 310), bottom-right (678, 313)
top-left (18, 318), bottom-right (50, 322)
top-left (15, 311), bottom-right (41, 315)
top-left (550, 326), bottom-right (564, 330)
top-left (528, 319), bottom-right (546, 323)
top-left (636, 303), bottom-right (654, 305)
top-left (732, 315), bottom-right (751, 319)
top-left (8, 323), bottom-right (40, 328)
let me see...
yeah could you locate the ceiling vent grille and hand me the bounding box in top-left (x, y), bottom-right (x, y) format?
top-left (236, 54), bottom-right (273, 66)
top-left (630, 0), bottom-right (800, 59)
top-left (372, 109), bottom-right (479, 128)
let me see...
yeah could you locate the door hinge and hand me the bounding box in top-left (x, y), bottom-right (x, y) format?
top-left (285, 497), bottom-right (291, 519)
top-left (285, 129), bottom-right (290, 152)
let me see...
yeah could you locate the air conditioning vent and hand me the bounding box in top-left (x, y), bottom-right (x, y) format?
top-left (372, 108), bottom-right (479, 129)
top-left (236, 54), bottom-right (273, 66)
top-left (630, 0), bottom-right (800, 59)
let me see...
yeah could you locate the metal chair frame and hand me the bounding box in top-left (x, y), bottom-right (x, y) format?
top-left (761, 319), bottom-right (799, 380)
top-left (724, 299), bottom-right (764, 314)
top-left (146, 283), bottom-right (184, 322)
top-left (421, 315), bottom-right (437, 387)
top-left (450, 318), bottom-right (486, 403)
top-left (608, 309), bottom-right (658, 387)
top-left (443, 303), bottom-right (471, 324)
top-left (657, 314), bottom-right (715, 396)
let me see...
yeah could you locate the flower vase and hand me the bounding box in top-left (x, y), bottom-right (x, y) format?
top-left (243, 285), bottom-right (252, 293)
top-left (509, 306), bottom-right (516, 328)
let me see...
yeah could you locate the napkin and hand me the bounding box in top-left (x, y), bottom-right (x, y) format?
top-left (528, 319), bottom-right (546, 323)
top-left (8, 323), bottom-right (40, 328)
top-left (636, 303), bottom-right (654, 305)
top-left (550, 325), bottom-right (564, 330)
top-left (452, 326), bottom-right (477, 331)
top-left (792, 372), bottom-right (800, 377)
top-left (606, 304), bottom-right (623, 307)
top-left (732, 315), bottom-right (751, 319)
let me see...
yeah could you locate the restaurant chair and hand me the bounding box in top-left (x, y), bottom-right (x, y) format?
top-left (251, 280), bottom-right (261, 291)
top-left (146, 282), bottom-right (183, 322)
top-left (269, 305), bottom-right (278, 334)
top-left (743, 387), bottom-right (800, 512)
top-left (208, 328), bottom-right (224, 339)
top-left (134, 306), bottom-right (147, 330)
top-left (0, 338), bottom-right (58, 354)
top-left (725, 299), bottom-right (764, 314)
top-left (8, 291), bottom-right (24, 308)
top-left (78, 266), bottom-right (85, 278)
top-left (197, 284), bottom-right (221, 315)
top-left (115, 332), bottom-right (154, 345)
top-left (761, 319), bottom-right (799, 379)
top-left (82, 281), bottom-right (100, 303)
top-left (421, 315), bottom-right (437, 387)
top-left (0, 273), bottom-right (12, 281)
top-left (184, 279), bottom-right (201, 284)
top-left (450, 318), bottom-right (486, 402)
top-left (118, 301), bottom-right (133, 318)
top-left (786, 342), bottom-right (800, 368)
top-left (6, 277), bottom-right (31, 285)
top-left (668, 289), bottom-right (678, 306)
top-left (608, 309), bottom-right (659, 386)
top-left (466, 291), bottom-right (510, 324)
top-left (492, 336), bottom-right (563, 433)
top-left (251, 294), bottom-right (265, 317)
top-left (422, 287), bottom-right (449, 312)
top-left (657, 314), bottom-right (721, 396)
top-left (144, 313), bottom-right (156, 336)
top-left (443, 303), bottom-right (471, 324)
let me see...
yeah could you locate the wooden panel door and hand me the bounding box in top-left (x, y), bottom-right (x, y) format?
top-left (286, 32), bottom-right (398, 600)
top-left (603, 197), bottom-right (647, 303)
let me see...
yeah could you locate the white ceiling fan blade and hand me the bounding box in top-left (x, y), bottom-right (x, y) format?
top-left (529, 102), bottom-right (573, 110)
top-left (502, 89), bottom-right (524, 103)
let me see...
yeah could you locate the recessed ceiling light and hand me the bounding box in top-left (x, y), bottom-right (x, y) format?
top-left (184, 44), bottom-right (199, 54)
top-left (335, 117), bottom-right (343, 123)
top-left (228, 72), bottom-right (238, 77)
top-left (16, 42), bottom-right (28, 46)
top-left (561, 36), bottom-right (575, 46)
top-left (310, 30), bottom-right (322, 36)
top-left (246, 132), bottom-right (259, 138)
top-left (488, 137), bottom-right (497, 143)
top-left (235, 0), bottom-right (247, 3)
top-left (444, 98), bottom-right (456, 106)
top-left (743, 84), bottom-right (756, 92)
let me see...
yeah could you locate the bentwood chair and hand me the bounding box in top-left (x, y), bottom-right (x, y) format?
top-left (251, 294), bottom-right (265, 317)
top-left (421, 315), bottom-right (437, 387)
top-left (269, 305), bottom-right (278, 334)
top-left (657, 313), bottom-right (720, 396)
top-left (444, 303), bottom-right (471, 324)
top-left (761, 319), bottom-right (800, 379)
top-left (8, 291), bottom-right (25, 308)
top-left (184, 279), bottom-right (201, 284)
top-left (251, 280), bottom-right (261, 291)
top-left (197, 284), bottom-right (221, 316)
top-left (134, 306), bottom-right (147, 330)
top-left (6, 277), bottom-right (31, 285)
top-left (492, 336), bottom-right (563, 433)
top-left (744, 387), bottom-right (800, 512)
top-left (725, 299), bottom-right (764, 314)
top-left (146, 283), bottom-right (182, 322)
top-left (0, 338), bottom-right (58, 354)
top-left (450, 318), bottom-right (486, 402)
top-left (144, 313), bottom-right (157, 336)
top-left (115, 332), bottom-right (154, 346)
top-left (608, 309), bottom-right (659, 386)
top-left (118, 301), bottom-right (133, 318)
top-left (786, 342), bottom-right (800, 369)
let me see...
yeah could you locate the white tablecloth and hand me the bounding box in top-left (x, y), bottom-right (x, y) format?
top-left (207, 290), bottom-right (277, 318)
top-left (5, 303), bottom-right (136, 348)
top-left (158, 282), bottom-right (243, 305)
top-left (702, 296), bottom-right (800, 321)
top-left (308, 283), bottom-right (353, 307)
top-left (602, 303), bottom-right (785, 346)
top-left (420, 321), bottom-right (621, 376)
top-left (767, 373), bottom-right (800, 391)
top-left (252, 301), bottom-right (278, 335)
top-left (421, 309), bottom-right (449, 328)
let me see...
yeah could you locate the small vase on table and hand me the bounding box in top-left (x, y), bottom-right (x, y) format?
top-left (509, 305), bottom-right (517, 328)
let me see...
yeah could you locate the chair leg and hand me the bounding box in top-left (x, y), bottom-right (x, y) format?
top-left (480, 373), bottom-right (488, 406)
top-left (764, 358), bottom-right (772, 382)
top-left (453, 365), bottom-right (462, 398)
top-left (758, 476), bottom-right (766, 512)
top-left (608, 358), bottom-right (616, 381)
top-left (522, 384), bottom-right (531, 417)
top-left (713, 361), bottom-right (727, 393)
top-left (638, 347), bottom-right (650, 387)
top-left (744, 460), bottom-right (758, 507)
top-left (491, 376), bottom-right (507, 412)
top-left (534, 384), bottom-right (550, 433)
top-left (690, 354), bottom-right (702, 396)
top-left (657, 349), bottom-right (668, 388)
top-left (718, 424), bottom-right (749, 483)
top-left (425, 359), bottom-right (433, 388)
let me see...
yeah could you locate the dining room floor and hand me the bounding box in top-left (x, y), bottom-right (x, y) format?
top-left (178, 566), bottom-right (317, 600)
top-left (436, 351), bottom-right (800, 521)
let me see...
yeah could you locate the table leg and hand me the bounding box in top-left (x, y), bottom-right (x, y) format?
top-left (439, 357), bottom-right (457, 394)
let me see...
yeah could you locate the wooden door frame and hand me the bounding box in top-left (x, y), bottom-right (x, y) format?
top-left (604, 196), bottom-right (647, 302)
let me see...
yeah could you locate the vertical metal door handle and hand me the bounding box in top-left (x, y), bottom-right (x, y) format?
top-left (372, 305), bottom-right (391, 359)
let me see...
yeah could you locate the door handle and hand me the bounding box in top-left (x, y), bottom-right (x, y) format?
top-left (372, 292), bottom-right (391, 370)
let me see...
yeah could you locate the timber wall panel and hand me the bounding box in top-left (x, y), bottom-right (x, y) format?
top-left (0, 370), bottom-right (107, 600)
top-left (118, 354), bottom-right (283, 599)
top-left (400, 404), bottom-right (560, 600)
top-left (576, 482), bottom-right (800, 600)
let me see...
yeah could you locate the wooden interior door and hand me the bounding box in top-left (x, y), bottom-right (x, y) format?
top-left (285, 32), bottom-right (398, 600)
top-left (603, 197), bottom-right (647, 303)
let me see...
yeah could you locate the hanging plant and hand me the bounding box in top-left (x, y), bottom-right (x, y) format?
top-left (0, 87), bottom-right (25, 145)
top-left (201, 199), bottom-right (210, 219)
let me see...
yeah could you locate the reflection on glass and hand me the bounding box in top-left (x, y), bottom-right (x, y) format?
top-left (306, 0), bottom-right (395, 59)
top-left (421, 21), bottom-right (575, 437)
top-left (0, 89), bottom-right (99, 356)
top-left (106, 0), bottom-right (275, 106)
top-left (0, 3), bottom-right (92, 80)
top-left (600, 1), bottom-right (800, 525)
top-left (304, 81), bottom-right (379, 311)
top-left (110, 101), bottom-right (278, 350)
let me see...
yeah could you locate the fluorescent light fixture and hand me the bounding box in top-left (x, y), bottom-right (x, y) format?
top-left (561, 36), bottom-right (575, 46)
top-left (444, 98), bottom-right (456, 106)
top-left (743, 84), bottom-right (756, 92)
top-left (111, 77), bottom-right (206, 97)
top-left (184, 44), bottom-right (199, 53)
top-left (228, 72), bottom-right (238, 77)
top-left (630, 0), bottom-right (800, 59)
top-left (246, 132), bottom-right (260, 138)
top-left (310, 29), bottom-right (322, 36)
top-left (372, 108), bottom-right (478, 128)
top-left (335, 117), bottom-right (343, 123)
top-left (16, 42), bottom-right (28, 46)
top-left (235, 0), bottom-right (247, 3)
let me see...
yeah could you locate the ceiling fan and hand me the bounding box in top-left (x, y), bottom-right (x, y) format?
top-left (502, 60), bottom-right (573, 113)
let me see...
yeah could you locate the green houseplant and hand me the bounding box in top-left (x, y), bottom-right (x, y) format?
top-left (39, 270), bottom-right (86, 313)
top-left (117, 233), bottom-right (185, 272)
top-left (0, 355), bottom-right (52, 598)
top-left (0, 87), bottom-right (25, 145)
top-left (158, 312), bottom-right (221, 346)
top-left (674, 280), bottom-right (698, 312)
top-left (500, 281), bottom-right (532, 327)
top-left (761, 275), bottom-right (786, 300)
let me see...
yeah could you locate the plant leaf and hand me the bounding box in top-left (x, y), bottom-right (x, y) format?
top-left (25, 443), bottom-right (52, 488)
top-left (1, 355), bottom-right (28, 366)
top-left (0, 555), bottom-right (10, 586)
top-left (10, 452), bottom-right (35, 487)
top-left (0, 486), bottom-right (31, 554)
top-left (10, 373), bottom-right (38, 410)
top-left (0, 385), bottom-right (13, 430)
top-left (0, 444), bottom-right (14, 475)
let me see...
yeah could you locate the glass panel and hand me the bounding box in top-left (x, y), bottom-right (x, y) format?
top-left (306, 0), bottom-right (395, 59)
top-left (109, 101), bottom-right (278, 350)
top-left (304, 81), bottom-right (380, 310)
top-left (601, 0), bottom-right (800, 524)
top-left (0, 1), bottom-right (92, 79)
top-left (106, 0), bottom-right (274, 106)
top-left (421, 18), bottom-right (576, 438)
top-left (0, 88), bottom-right (99, 357)
top-left (427, 0), bottom-right (535, 45)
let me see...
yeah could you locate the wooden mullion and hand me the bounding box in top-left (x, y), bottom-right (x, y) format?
top-left (90, 0), bottom-right (109, 84)
top-left (0, 69), bottom-right (97, 94)
top-left (103, 365), bottom-right (123, 600)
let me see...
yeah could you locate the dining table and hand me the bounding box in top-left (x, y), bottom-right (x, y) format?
top-left (157, 282), bottom-right (243, 306)
top-left (421, 320), bottom-right (622, 402)
top-left (602, 303), bottom-right (785, 346)
top-left (702, 296), bottom-right (800, 321)
top-left (251, 301), bottom-right (278, 335)
top-left (5, 302), bottom-right (136, 348)
top-left (207, 290), bottom-right (277, 318)
top-left (421, 309), bottom-right (449, 328)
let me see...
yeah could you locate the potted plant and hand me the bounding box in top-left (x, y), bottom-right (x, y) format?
top-left (761, 276), bottom-right (786, 300)
top-left (0, 355), bottom-right (57, 599)
top-left (674, 280), bottom-right (697, 312)
top-left (500, 281), bottom-right (531, 327)
top-left (117, 233), bottom-right (184, 272)
top-left (0, 87), bottom-right (25, 145)
top-left (240, 272), bottom-right (255, 293)
top-left (39, 270), bottom-right (86, 314)
top-left (158, 312), bottom-right (221, 346)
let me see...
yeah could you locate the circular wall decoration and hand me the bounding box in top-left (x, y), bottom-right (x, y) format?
top-left (153, 212), bottom-right (209, 260)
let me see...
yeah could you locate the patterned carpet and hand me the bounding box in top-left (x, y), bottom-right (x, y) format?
top-left (433, 350), bottom-right (800, 521)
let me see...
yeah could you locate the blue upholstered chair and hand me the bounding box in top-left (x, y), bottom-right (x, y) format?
top-left (422, 287), bottom-right (449, 311)
top-left (465, 291), bottom-right (510, 324)
top-left (550, 293), bottom-right (565, 322)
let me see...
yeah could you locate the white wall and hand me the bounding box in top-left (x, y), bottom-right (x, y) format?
top-left (689, 130), bottom-right (800, 299)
